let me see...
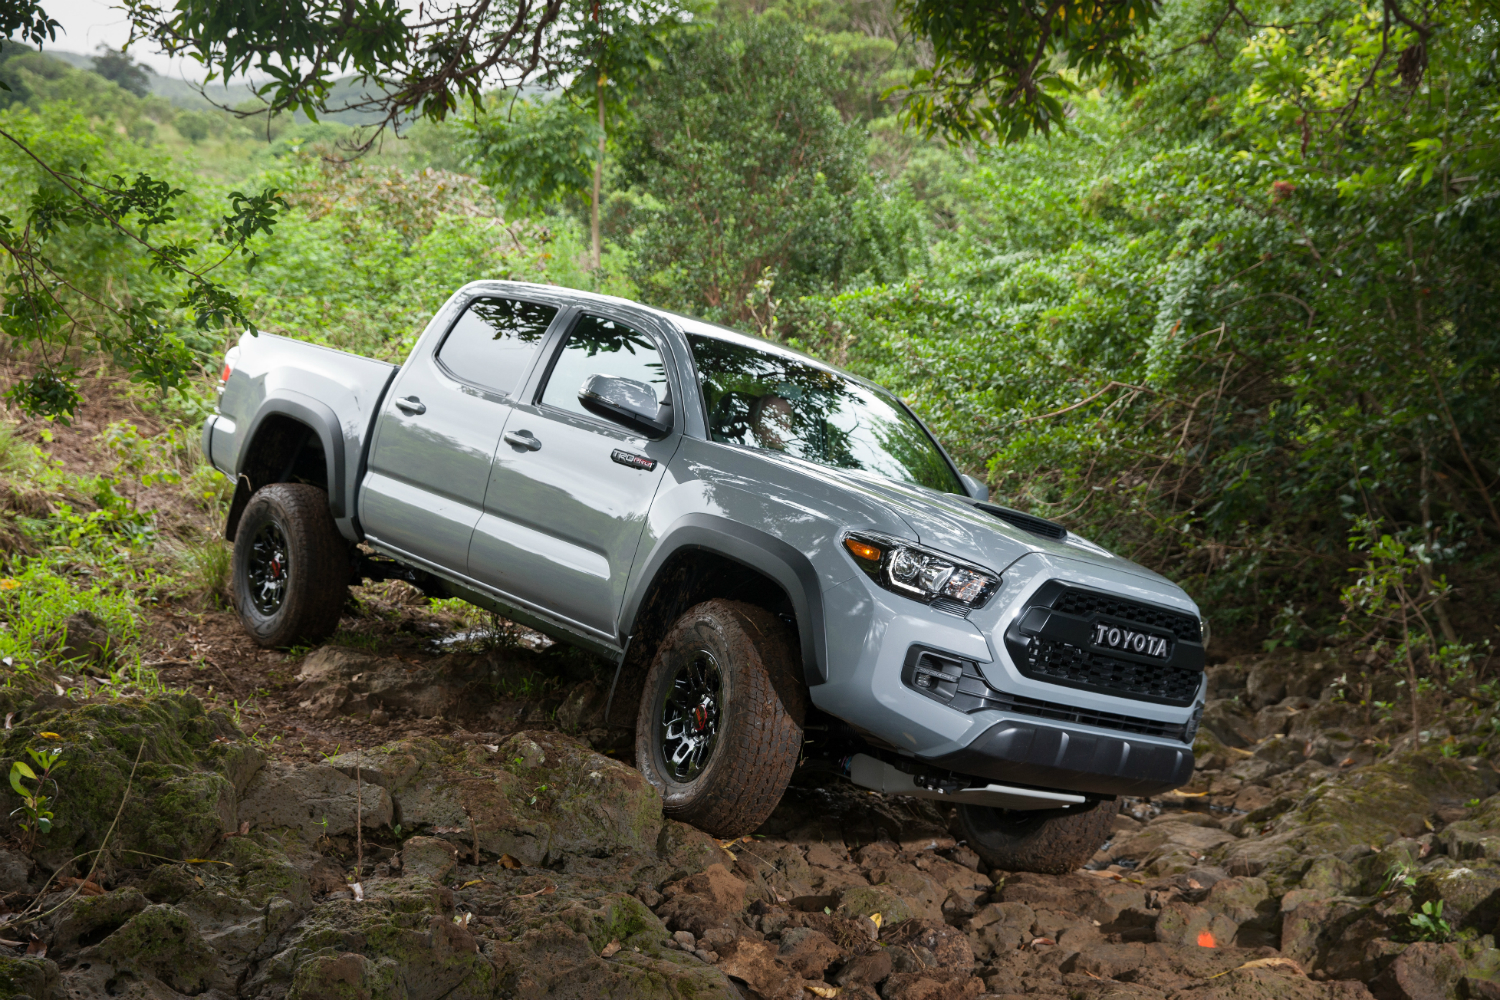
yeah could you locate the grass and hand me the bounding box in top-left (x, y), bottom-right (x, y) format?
top-left (0, 393), bottom-right (231, 698)
top-left (0, 563), bottom-right (141, 678)
top-left (177, 538), bottom-right (233, 604)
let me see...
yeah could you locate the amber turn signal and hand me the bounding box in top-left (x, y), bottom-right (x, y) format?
top-left (844, 538), bottom-right (883, 562)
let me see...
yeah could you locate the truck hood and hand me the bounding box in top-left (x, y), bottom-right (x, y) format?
top-left (832, 468), bottom-right (1181, 593)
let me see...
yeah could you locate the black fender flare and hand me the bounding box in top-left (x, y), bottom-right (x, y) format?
top-left (621, 513), bottom-right (829, 684)
top-left (235, 391), bottom-right (347, 518)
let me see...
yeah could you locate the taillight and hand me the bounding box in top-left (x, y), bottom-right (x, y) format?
top-left (221, 363), bottom-right (232, 382)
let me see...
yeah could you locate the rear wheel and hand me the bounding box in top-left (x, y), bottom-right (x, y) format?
top-left (956, 798), bottom-right (1119, 874)
top-left (232, 483), bottom-right (349, 648)
top-left (635, 600), bottom-right (804, 837)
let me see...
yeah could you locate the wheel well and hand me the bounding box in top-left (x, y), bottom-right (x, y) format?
top-left (606, 547), bottom-right (804, 730)
top-left (224, 415), bottom-right (329, 541)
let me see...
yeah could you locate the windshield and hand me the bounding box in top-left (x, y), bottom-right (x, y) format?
top-left (689, 334), bottom-right (963, 494)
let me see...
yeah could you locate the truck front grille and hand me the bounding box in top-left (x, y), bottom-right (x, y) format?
top-left (1021, 636), bottom-right (1202, 704)
top-left (1051, 587), bottom-right (1202, 642)
top-left (1002, 581), bottom-right (1206, 707)
top-left (904, 649), bottom-right (1189, 742)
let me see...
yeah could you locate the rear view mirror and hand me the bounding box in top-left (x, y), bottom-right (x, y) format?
top-left (579, 374), bottom-right (671, 437)
top-left (961, 473), bottom-right (989, 502)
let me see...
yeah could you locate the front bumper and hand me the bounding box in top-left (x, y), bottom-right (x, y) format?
top-left (928, 718), bottom-right (1194, 797)
top-left (809, 552), bottom-right (1203, 799)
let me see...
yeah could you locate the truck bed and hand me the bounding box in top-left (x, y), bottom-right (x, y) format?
top-left (204, 333), bottom-right (400, 541)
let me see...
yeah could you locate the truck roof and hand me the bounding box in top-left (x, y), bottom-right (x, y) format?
top-left (459, 279), bottom-right (859, 384)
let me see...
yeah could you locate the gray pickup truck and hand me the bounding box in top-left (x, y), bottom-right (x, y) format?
top-left (204, 281), bottom-right (1207, 873)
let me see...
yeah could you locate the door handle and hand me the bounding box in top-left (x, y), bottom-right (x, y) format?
top-left (504, 429), bottom-right (542, 451)
top-left (394, 396), bottom-right (426, 415)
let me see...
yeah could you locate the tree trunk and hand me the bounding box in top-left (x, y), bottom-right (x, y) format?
top-left (592, 75), bottom-right (605, 272)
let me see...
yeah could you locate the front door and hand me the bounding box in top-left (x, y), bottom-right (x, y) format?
top-left (359, 296), bottom-right (559, 569)
top-left (468, 312), bottom-right (680, 637)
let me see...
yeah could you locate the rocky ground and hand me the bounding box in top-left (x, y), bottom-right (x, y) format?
top-left (2, 383), bottom-right (1498, 999)
top-left (0, 642), bottom-right (1497, 1000)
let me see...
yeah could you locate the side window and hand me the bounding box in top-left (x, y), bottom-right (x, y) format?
top-left (540, 314), bottom-right (666, 420)
top-left (436, 297), bottom-right (558, 395)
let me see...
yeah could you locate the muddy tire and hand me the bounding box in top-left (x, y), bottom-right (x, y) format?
top-left (635, 599), bottom-right (805, 837)
top-left (956, 798), bottom-right (1119, 874)
top-left (232, 483), bottom-right (349, 648)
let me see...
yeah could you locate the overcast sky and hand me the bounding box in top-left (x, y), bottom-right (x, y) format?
top-left (42, 0), bottom-right (208, 78)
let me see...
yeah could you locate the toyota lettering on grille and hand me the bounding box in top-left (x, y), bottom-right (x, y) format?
top-left (1091, 623), bottom-right (1171, 660)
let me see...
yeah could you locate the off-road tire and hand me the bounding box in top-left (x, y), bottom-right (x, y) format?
top-left (956, 798), bottom-right (1119, 875)
top-left (232, 483), bottom-right (349, 648)
top-left (635, 599), bottom-right (805, 837)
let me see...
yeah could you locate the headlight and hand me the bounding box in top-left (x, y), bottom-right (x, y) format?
top-left (842, 532), bottom-right (999, 609)
top-left (1200, 616), bottom-right (1211, 650)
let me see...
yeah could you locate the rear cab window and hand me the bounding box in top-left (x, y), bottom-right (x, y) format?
top-left (437, 297), bottom-right (558, 396)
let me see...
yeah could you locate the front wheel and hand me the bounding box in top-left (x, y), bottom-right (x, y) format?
top-left (231, 483), bottom-right (349, 648)
top-left (635, 600), bottom-right (805, 837)
top-left (956, 798), bottom-right (1119, 875)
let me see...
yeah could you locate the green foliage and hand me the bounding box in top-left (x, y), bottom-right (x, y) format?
top-left (777, 0), bottom-right (1500, 644)
top-left (619, 15), bottom-right (886, 320)
top-left (0, 100), bottom-right (287, 419)
top-left (1340, 516), bottom-right (1452, 728)
top-left (1381, 860), bottom-right (1418, 894)
top-left (233, 158), bottom-right (631, 359)
top-left (0, 563), bottom-right (142, 673)
top-left (0, 0), bottom-right (58, 52)
top-left (173, 111), bottom-right (206, 143)
top-left (464, 95), bottom-right (601, 213)
top-left (1409, 900), bottom-right (1453, 942)
top-left (9, 745), bottom-right (65, 851)
top-left (124, 0), bottom-right (684, 137)
top-left (0, 0), bottom-right (1492, 663)
top-left (894, 0), bottom-right (1159, 143)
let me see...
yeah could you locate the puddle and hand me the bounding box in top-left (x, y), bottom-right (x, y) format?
top-left (428, 628), bottom-right (555, 652)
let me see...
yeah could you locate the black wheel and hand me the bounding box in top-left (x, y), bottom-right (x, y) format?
top-left (956, 798), bottom-right (1119, 875)
top-left (635, 599), bottom-right (805, 837)
top-left (232, 483), bottom-right (349, 648)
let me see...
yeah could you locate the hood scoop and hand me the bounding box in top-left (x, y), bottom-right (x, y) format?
top-left (976, 504), bottom-right (1067, 541)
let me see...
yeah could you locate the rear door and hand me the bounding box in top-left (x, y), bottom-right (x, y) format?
top-left (468, 311), bottom-right (682, 637)
top-left (359, 295), bottom-right (560, 569)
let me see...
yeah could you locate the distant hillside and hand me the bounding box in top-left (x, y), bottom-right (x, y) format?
top-left (39, 48), bottom-right (387, 124)
top-left (40, 49), bottom-right (257, 109)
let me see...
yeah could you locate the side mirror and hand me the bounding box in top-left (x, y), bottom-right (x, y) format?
top-left (579, 374), bottom-right (671, 438)
top-left (960, 474), bottom-right (989, 502)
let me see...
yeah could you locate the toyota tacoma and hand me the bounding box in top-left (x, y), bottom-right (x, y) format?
top-left (203, 281), bottom-right (1208, 873)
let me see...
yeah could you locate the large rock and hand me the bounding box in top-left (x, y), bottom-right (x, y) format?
top-left (324, 731), bottom-right (661, 865)
top-left (0, 848), bottom-right (28, 894)
top-left (237, 761), bottom-right (394, 839)
top-left (1246, 661), bottom-right (1289, 709)
top-left (1441, 794), bottom-right (1500, 862)
top-left (1370, 939), bottom-right (1500, 1000)
top-left (74, 903), bottom-right (222, 997)
top-left (286, 952), bottom-right (406, 1000)
top-left (1202, 699), bottom-right (1258, 748)
top-left (1415, 867), bottom-right (1500, 933)
top-left (0, 694), bottom-right (262, 866)
top-left (492, 879), bottom-right (742, 998)
top-left (1223, 747), bottom-right (1497, 883)
top-left (291, 645), bottom-right (587, 726)
top-left (657, 864), bottom-right (751, 937)
top-left (0, 957), bottom-right (58, 1000)
top-left (1187, 961), bottom-right (1376, 1000)
top-left (248, 877), bottom-right (494, 1000)
top-left (48, 886), bottom-right (149, 953)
